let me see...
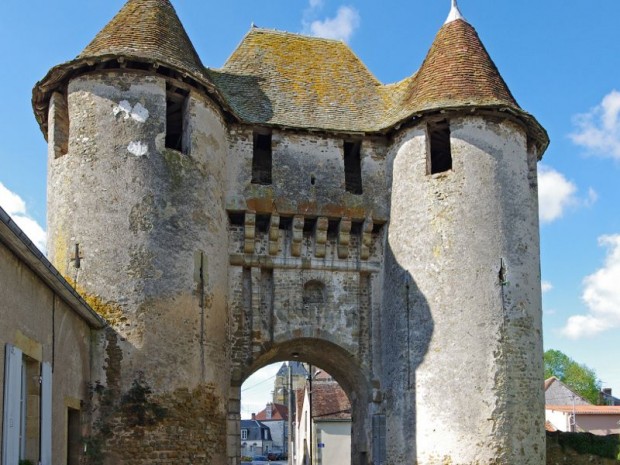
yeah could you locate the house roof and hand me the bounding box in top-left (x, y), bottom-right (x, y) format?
top-left (32, 0), bottom-right (549, 154)
top-left (544, 377), bottom-right (591, 406)
top-left (210, 28), bottom-right (385, 133)
top-left (0, 206), bottom-right (106, 329)
top-left (545, 421), bottom-right (557, 432)
top-left (240, 420), bottom-right (272, 441)
top-left (544, 377), bottom-right (558, 391)
top-left (546, 405), bottom-right (620, 415)
top-left (311, 382), bottom-right (351, 421)
top-left (255, 403), bottom-right (288, 421)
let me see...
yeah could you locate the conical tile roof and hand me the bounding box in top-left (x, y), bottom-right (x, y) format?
top-left (405, 18), bottom-right (519, 112)
top-left (78, 0), bottom-right (204, 76)
top-left (33, 3), bottom-right (548, 153)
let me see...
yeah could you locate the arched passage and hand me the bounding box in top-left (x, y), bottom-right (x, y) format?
top-left (228, 338), bottom-right (379, 465)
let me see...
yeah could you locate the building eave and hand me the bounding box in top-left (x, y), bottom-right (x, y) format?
top-left (0, 206), bottom-right (106, 329)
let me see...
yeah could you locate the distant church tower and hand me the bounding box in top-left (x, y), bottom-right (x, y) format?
top-left (32, 0), bottom-right (548, 464)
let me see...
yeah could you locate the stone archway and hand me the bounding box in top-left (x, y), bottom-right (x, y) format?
top-left (228, 338), bottom-right (379, 465)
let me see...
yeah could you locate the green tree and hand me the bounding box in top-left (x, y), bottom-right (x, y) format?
top-left (544, 349), bottom-right (602, 404)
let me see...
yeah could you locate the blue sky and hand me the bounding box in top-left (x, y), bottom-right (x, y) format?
top-left (1, 0), bottom-right (619, 413)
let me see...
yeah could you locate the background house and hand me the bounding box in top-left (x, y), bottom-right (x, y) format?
top-left (546, 405), bottom-right (620, 435)
top-left (254, 403), bottom-right (289, 454)
top-left (545, 377), bottom-right (620, 435)
top-left (295, 374), bottom-right (351, 465)
top-left (241, 417), bottom-right (273, 457)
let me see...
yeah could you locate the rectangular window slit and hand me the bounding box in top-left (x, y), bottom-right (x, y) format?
top-left (165, 84), bottom-right (189, 153)
top-left (428, 119), bottom-right (452, 174)
top-left (344, 140), bottom-right (363, 194)
top-left (256, 214), bottom-right (270, 234)
top-left (251, 131), bottom-right (272, 185)
top-left (50, 92), bottom-right (69, 158)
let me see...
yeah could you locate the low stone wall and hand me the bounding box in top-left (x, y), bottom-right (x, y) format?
top-left (547, 431), bottom-right (620, 464)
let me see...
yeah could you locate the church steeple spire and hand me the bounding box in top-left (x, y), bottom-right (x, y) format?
top-left (445, 0), bottom-right (465, 24)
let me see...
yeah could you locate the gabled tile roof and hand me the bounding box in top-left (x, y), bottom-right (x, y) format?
top-left (240, 420), bottom-right (272, 441)
top-left (79, 0), bottom-right (204, 77)
top-left (311, 382), bottom-right (351, 421)
top-left (209, 28), bottom-right (385, 133)
top-left (544, 376), bottom-right (558, 391)
top-left (545, 421), bottom-right (557, 432)
top-left (255, 403), bottom-right (288, 421)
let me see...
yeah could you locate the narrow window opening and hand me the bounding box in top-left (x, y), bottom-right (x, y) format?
top-left (327, 220), bottom-right (339, 240)
top-left (351, 221), bottom-right (364, 235)
top-left (67, 408), bottom-right (81, 465)
top-left (303, 217), bottom-right (317, 235)
top-left (251, 131), bottom-right (272, 185)
top-left (50, 92), bottom-right (69, 158)
top-left (428, 120), bottom-right (452, 174)
top-left (165, 84), bottom-right (189, 153)
top-left (279, 216), bottom-right (292, 231)
top-left (228, 212), bottom-right (245, 227)
top-left (256, 214), bottom-right (270, 234)
top-left (372, 222), bottom-right (385, 234)
top-left (344, 140), bottom-right (363, 195)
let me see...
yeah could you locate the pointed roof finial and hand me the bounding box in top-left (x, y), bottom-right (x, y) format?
top-left (445, 0), bottom-right (465, 24)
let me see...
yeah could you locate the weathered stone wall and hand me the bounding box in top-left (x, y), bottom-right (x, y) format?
top-left (223, 124), bottom-right (389, 465)
top-left (47, 71), bottom-right (230, 464)
top-left (383, 116), bottom-right (544, 464)
top-left (226, 126), bottom-right (388, 220)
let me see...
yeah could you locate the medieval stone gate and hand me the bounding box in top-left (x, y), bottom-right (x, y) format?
top-left (226, 213), bottom-right (383, 464)
top-left (34, 0), bottom-right (548, 463)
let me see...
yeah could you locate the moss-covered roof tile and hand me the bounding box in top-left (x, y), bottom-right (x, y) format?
top-left (33, 1), bottom-right (548, 152)
top-left (80, 0), bottom-right (204, 76)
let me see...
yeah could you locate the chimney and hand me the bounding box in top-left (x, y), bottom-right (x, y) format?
top-left (266, 403), bottom-right (272, 419)
top-left (252, 413), bottom-right (256, 420)
top-left (603, 388), bottom-right (612, 396)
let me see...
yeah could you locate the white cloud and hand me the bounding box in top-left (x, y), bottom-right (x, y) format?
top-left (537, 165), bottom-right (577, 223)
top-left (541, 281), bottom-right (553, 293)
top-left (561, 235), bottom-right (620, 339)
top-left (240, 363), bottom-right (282, 419)
top-left (308, 0), bottom-right (324, 8)
top-left (307, 6), bottom-right (360, 42)
top-left (570, 90), bottom-right (620, 159)
top-left (537, 165), bottom-right (597, 224)
top-left (0, 182), bottom-right (47, 252)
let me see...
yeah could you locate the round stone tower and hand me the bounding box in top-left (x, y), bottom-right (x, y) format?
top-left (34, 0), bottom-right (231, 462)
top-left (382, 3), bottom-right (548, 464)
